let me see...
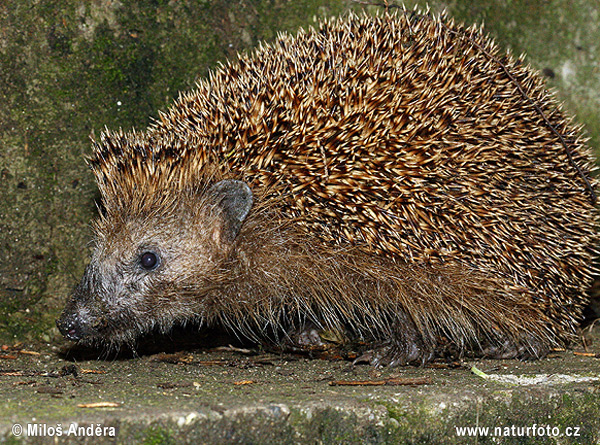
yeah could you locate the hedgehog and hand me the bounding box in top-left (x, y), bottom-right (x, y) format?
top-left (57, 10), bottom-right (599, 366)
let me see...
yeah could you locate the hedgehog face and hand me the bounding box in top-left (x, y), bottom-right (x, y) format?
top-left (57, 180), bottom-right (254, 345)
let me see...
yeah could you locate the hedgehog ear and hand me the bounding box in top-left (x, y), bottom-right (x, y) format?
top-left (207, 180), bottom-right (253, 245)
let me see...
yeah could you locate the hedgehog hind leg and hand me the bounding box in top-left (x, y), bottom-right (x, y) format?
top-left (480, 334), bottom-right (554, 360)
top-left (353, 315), bottom-right (437, 367)
top-left (351, 326), bottom-right (555, 366)
top-left (353, 342), bottom-right (435, 367)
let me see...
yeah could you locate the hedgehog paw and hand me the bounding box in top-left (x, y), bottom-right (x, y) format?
top-left (482, 339), bottom-right (550, 360)
top-left (353, 343), bottom-right (434, 367)
top-left (288, 323), bottom-right (325, 347)
top-left (282, 322), bottom-right (328, 349)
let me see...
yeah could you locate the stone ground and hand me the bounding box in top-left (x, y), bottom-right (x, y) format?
top-left (1, 325), bottom-right (599, 444)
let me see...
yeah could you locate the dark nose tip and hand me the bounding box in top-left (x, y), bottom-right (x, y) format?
top-left (56, 315), bottom-right (82, 341)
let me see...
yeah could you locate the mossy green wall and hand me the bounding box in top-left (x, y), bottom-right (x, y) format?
top-left (0, 0), bottom-right (598, 343)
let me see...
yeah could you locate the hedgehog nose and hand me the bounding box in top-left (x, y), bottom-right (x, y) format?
top-left (56, 315), bottom-right (83, 341)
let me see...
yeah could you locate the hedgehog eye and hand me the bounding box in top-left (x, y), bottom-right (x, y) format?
top-left (140, 251), bottom-right (160, 271)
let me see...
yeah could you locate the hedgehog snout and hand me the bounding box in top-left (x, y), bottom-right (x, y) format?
top-left (56, 285), bottom-right (101, 342)
top-left (57, 260), bottom-right (112, 342)
top-left (56, 310), bottom-right (86, 341)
